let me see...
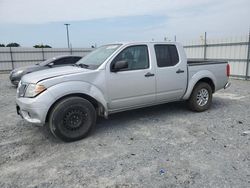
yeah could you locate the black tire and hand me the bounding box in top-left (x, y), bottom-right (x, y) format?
top-left (11, 80), bottom-right (19, 87)
top-left (49, 97), bottom-right (96, 142)
top-left (187, 82), bottom-right (212, 112)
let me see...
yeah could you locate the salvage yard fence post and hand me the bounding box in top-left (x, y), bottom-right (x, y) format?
top-left (9, 47), bottom-right (14, 70)
top-left (204, 32), bottom-right (207, 60)
top-left (245, 30), bottom-right (250, 80)
top-left (41, 47), bottom-right (45, 61)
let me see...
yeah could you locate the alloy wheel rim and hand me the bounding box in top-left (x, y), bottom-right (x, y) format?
top-left (196, 88), bottom-right (209, 106)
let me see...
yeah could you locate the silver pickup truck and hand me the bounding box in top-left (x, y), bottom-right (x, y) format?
top-left (16, 42), bottom-right (230, 142)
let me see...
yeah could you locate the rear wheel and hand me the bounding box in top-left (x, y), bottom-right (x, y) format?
top-left (188, 82), bottom-right (212, 112)
top-left (49, 97), bottom-right (96, 142)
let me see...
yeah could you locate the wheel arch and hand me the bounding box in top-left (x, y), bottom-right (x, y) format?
top-left (45, 93), bottom-right (104, 123)
top-left (195, 77), bottom-right (215, 93)
top-left (182, 71), bottom-right (216, 100)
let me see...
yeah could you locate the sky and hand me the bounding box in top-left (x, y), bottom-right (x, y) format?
top-left (0, 0), bottom-right (249, 47)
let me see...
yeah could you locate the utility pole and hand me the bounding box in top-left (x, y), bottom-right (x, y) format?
top-left (64, 24), bottom-right (70, 48)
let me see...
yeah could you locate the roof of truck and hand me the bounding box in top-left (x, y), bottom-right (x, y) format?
top-left (115, 41), bottom-right (179, 45)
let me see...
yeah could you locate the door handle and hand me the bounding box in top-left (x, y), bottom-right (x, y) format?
top-left (176, 69), bottom-right (184, 73)
top-left (144, 72), bottom-right (155, 77)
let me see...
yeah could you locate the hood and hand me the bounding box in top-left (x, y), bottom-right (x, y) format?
top-left (12, 64), bottom-right (41, 73)
top-left (21, 66), bottom-right (88, 84)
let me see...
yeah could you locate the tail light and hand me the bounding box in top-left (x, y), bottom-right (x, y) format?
top-left (226, 64), bottom-right (230, 77)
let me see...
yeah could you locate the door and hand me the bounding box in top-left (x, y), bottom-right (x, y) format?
top-left (154, 44), bottom-right (187, 102)
top-left (106, 45), bottom-right (156, 110)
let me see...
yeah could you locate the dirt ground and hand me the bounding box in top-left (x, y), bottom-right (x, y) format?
top-left (0, 73), bottom-right (249, 188)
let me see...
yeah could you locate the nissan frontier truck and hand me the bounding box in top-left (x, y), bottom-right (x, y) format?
top-left (16, 42), bottom-right (231, 142)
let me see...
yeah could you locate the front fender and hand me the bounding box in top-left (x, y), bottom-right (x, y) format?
top-left (182, 70), bottom-right (216, 100)
top-left (47, 81), bottom-right (107, 110)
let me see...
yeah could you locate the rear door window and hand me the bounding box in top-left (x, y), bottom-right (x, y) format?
top-left (154, 45), bottom-right (179, 67)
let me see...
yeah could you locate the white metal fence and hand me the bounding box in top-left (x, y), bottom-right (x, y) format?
top-left (0, 34), bottom-right (250, 79)
top-left (0, 47), bottom-right (92, 71)
top-left (184, 33), bottom-right (250, 79)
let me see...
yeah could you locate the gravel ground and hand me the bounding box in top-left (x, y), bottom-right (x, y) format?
top-left (0, 73), bottom-right (249, 188)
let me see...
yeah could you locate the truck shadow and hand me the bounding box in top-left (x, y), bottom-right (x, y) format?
top-left (39, 97), bottom-right (232, 142)
top-left (93, 98), bottom-right (232, 136)
top-left (92, 101), bottom-right (188, 137)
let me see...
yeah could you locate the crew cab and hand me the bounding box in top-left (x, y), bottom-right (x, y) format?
top-left (16, 42), bottom-right (230, 142)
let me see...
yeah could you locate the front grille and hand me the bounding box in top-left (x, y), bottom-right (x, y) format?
top-left (17, 82), bottom-right (27, 97)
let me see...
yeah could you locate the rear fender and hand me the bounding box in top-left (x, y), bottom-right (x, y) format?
top-left (182, 70), bottom-right (216, 100)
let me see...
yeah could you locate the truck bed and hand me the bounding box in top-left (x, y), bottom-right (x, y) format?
top-left (187, 59), bottom-right (228, 92)
top-left (187, 59), bottom-right (227, 66)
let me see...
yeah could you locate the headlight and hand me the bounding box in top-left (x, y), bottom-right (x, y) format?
top-left (24, 84), bottom-right (46, 98)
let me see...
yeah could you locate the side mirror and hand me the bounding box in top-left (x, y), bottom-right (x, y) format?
top-left (112, 60), bottom-right (128, 72)
top-left (47, 62), bottom-right (54, 67)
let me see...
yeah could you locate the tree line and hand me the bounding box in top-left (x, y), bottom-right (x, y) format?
top-left (0, 43), bottom-right (52, 48)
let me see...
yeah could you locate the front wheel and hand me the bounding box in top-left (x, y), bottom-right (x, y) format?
top-left (49, 97), bottom-right (96, 142)
top-left (187, 82), bottom-right (212, 112)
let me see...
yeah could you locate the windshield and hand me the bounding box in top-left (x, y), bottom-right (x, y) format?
top-left (76, 44), bottom-right (121, 69)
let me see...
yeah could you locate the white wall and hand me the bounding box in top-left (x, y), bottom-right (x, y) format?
top-left (0, 48), bottom-right (93, 71)
top-left (184, 35), bottom-right (250, 79)
top-left (0, 37), bottom-right (249, 79)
